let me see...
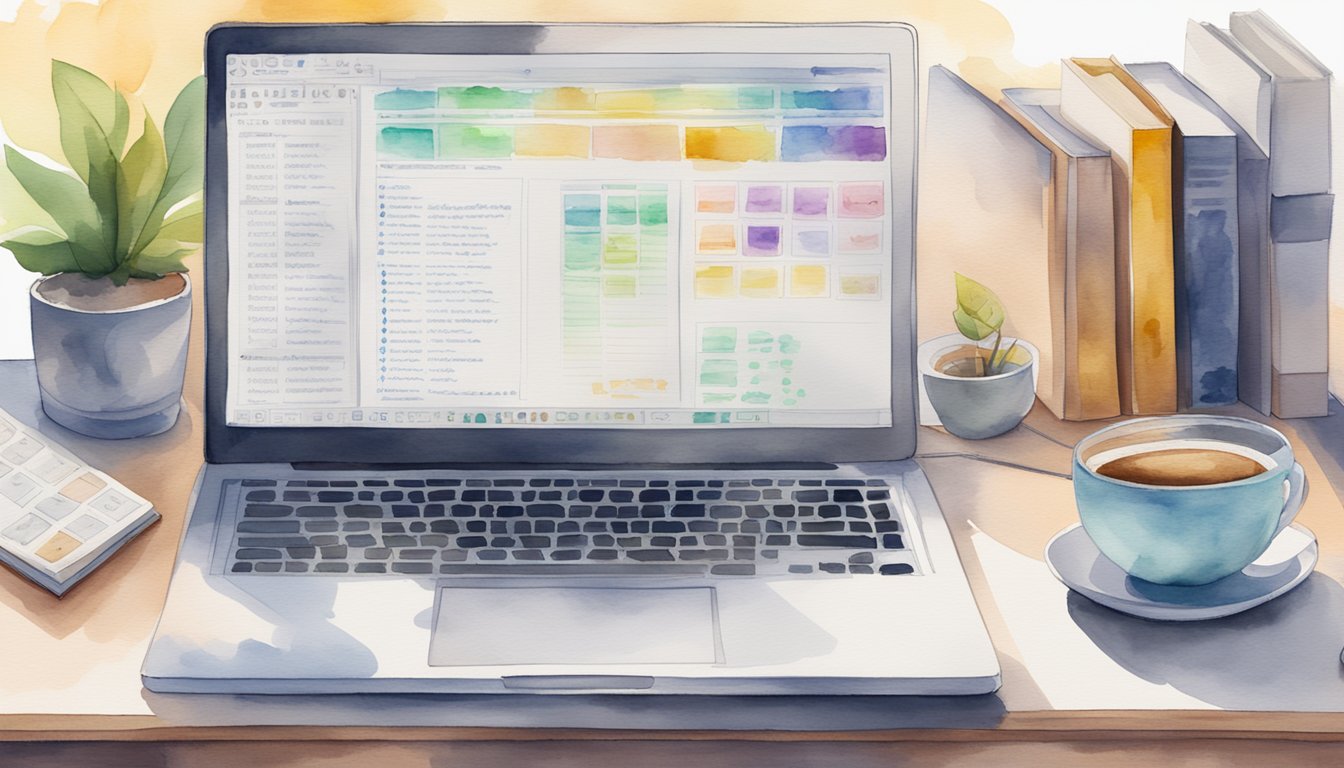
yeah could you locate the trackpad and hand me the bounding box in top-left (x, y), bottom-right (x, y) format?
top-left (428, 586), bottom-right (718, 666)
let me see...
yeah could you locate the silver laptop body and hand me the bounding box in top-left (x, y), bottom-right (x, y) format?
top-left (143, 22), bottom-right (1000, 695)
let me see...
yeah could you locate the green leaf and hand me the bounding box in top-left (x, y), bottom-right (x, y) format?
top-left (116, 115), bottom-right (168, 260)
top-left (52, 60), bottom-right (128, 184)
top-left (953, 272), bottom-right (1005, 341)
top-left (134, 75), bottom-right (204, 256)
top-left (127, 236), bottom-right (193, 278)
top-left (156, 197), bottom-right (203, 244)
top-left (4, 146), bottom-right (113, 274)
top-left (0, 161), bottom-right (60, 234)
top-left (1, 226), bottom-right (83, 275)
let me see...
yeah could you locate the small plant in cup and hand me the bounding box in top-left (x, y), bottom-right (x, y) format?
top-left (939, 272), bottom-right (1029, 377)
top-left (918, 273), bottom-right (1038, 439)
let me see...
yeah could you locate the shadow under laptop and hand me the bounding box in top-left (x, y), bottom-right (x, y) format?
top-left (1066, 573), bottom-right (1344, 710)
top-left (140, 688), bottom-right (1007, 731)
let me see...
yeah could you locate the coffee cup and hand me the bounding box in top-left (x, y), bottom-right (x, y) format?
top-left (1072, 415), bottom-right (1307, 586)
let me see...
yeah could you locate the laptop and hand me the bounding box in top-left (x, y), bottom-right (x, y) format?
top-left (142, 22), bottom-right (1001, 695)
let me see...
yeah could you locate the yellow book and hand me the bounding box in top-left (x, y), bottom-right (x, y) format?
top-left (1059, 57), bottom-right (1177, 415)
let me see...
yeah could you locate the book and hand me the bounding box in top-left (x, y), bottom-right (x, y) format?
top-left (918, 66), bottom-right (1058, 420)
top-left (1127, 62), bottom-right (1240, 409)
top-left (1059, 57), bottom-right (1178, 415)
top-left (1185, 16), bottom-right (1333, 417)
top-left (0, 406), bottom-right (159, 596)
top-left (1000, 87), bottom-right (1121, 420)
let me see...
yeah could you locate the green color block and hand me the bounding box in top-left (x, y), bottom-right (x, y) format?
top-left (438, 124), bottom-right (514, 158)
top-left (638, 195), bottom-right (669, 225)
top-left (703, 393), bottom-right (736, 404)
top-left (742, 392), bottom-right (771, 405)
top-left (603, 233), bottom-right (638, 266)
top-left (438, 86), bottom-right (534, 110)
top-left (693, 412), bottom-right (717, 424)
top-left (748, 331), bottom-right (773, 345)
top-left (375, 89), bottom-right (437, 110)
top-left (564, 194), bottom-right (601, 227)
top-left (603, 274), bottom-right (637, 298)
top-left (779, 334), bottom-right (802, 354)
top-left (378, 126), bottom-right (435, 159)
top-left (738, 86), bottom-right (775, 110)
top-left (607, 195), bottom-right (637, 225)
top-left (700, 359), bottom-right (738, 388)
top-left (702, 327), bottom-right (736, 353)
top-left (564, 232), bottom-right (602, 271)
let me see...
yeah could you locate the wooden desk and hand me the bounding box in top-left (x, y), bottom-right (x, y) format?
top-left (6, 337), bottom-right (1344, 765)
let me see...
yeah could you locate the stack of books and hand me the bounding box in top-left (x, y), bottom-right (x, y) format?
top-left (922, 9), bottom-right (1333, 419)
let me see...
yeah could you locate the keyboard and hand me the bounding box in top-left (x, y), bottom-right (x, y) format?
top-left (222, 476), bottom-right (918, 578)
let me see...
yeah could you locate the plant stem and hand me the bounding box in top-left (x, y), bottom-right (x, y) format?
top-left (985, 330), bottom-right (1003, 377)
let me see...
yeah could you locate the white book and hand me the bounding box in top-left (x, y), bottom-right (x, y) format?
top-left (1228, 10), bottom-right (1332, 197)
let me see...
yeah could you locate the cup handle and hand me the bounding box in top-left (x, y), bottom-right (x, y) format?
top-left (1275, 462), bottom-right (1308, 538)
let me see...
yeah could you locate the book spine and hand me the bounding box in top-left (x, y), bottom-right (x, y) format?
top-left (1069, 155), bottom-right (1121, 419)
top-left (1237, 154), bottom-right (1273, 415)
top-left (1127, 127), bottom-right (1179, 414)
top-left (1269, 192), bottom-right (1334, 417)
top-left (1175, 133), bottom-right (1240, 408)
top-left (1267, 78), bottom-right (1332, 196)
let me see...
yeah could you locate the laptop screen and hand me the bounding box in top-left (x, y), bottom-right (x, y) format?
top-left (224, 51), bottom-right (894, 431)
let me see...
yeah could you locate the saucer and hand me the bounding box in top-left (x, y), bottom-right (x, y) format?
top-left (1044, 523), bottom-right (1318, 621)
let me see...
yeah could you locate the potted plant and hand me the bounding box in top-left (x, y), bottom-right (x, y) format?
top-left (919, 273), bottom-right (1038, 439)
top-left (1, 61), bottom-right (203, 439)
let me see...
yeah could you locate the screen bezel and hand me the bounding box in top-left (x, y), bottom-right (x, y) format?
top-left (204, 22), bottom-right (919, 465)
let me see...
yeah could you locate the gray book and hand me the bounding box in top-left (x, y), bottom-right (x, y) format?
top-left (1184, 17), bottom-right (1332, 417)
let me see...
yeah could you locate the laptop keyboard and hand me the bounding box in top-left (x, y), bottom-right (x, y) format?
top-left (222, 476), bottom-right (918, 578)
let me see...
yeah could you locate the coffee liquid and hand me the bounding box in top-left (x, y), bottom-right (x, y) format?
top-left (1095, 447), bottom-right (1267, 487)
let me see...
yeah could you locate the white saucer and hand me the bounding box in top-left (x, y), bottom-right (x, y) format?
top-left (1044, 523), bottom-right (1318, 621)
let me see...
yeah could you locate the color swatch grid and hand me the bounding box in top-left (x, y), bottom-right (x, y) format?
top-left (374, 84), bottom-right (887, 163)
top-left (696, 326), bottom-right (809, 409)
top-left (561, 184), bottom-right (678, 402)
top-left (692, 181), bottom-right (886, 300)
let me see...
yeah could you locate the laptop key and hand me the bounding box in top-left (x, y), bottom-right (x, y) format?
top-left (797, 534), bottom-right (877, 549)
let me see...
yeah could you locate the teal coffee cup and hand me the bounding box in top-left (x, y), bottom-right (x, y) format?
top-left (1072, 415), bottom-right (1307, 586)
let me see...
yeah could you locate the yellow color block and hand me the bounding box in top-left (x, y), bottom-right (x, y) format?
top-left (696, 223), bottom-right (737, 254)
top-left (790, 265), bottom-right (828, 297)
top-left (59, 472), bottom-right (106, 503)
top-left (739, 267), bottom-right (781, 298)
top-left (839, 273), bottom-right (880, 297)
top-left (36, 531), bottom-right (81, 563)
top-left (535, 87), bottom-right (595, 111)
top-left (515, 124), bottom-right (591, 158)
top-left (695, 266), bottom-right (735, 299)
top-left (596, 89), bottom-right (657, 114)
top-left (685, 125), bottom-right (776, 162)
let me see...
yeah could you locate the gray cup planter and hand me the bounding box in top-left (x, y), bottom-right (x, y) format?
top-left (29, 273), bottom-right (191, 439)
top-left (919, 333), bottom-right (1038, 440)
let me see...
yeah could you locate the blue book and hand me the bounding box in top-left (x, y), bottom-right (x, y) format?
top-left (1129, 62), bottom-right (1240, 408)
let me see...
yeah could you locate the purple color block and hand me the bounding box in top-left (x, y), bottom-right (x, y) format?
top-left (793, 187), bottom-right (829, 217)
top-left (744, 225), bottom-right (781, 256)
top-left (744, 185), bottom-right (784, 213)
top-left (831, 125), bottom-right (887, 160)
top-left (781, 125), bottom-right (887, 161)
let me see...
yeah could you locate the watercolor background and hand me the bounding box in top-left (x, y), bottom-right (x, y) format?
top-left (0, 0), bottom-right (1339, 396)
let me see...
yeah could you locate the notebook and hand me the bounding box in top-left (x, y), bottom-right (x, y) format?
top-left (142, 22), bottom-right (1000, 696)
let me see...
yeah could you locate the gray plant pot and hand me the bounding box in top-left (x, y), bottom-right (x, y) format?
top-left (29, 273), bottom-right (191, 439)
top-left (919, 333), bottom-right (1038, 440)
